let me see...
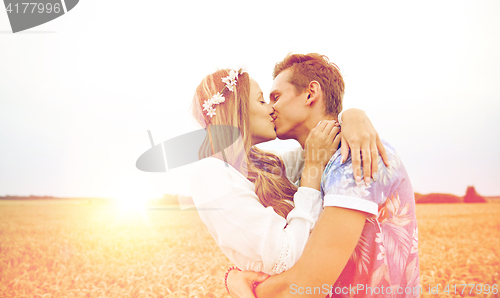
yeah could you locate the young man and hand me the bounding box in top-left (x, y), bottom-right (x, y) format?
top-left (229, 53), bottom-right (420, 298)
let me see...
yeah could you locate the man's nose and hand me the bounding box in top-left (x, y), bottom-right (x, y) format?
top-left (270, 107), bottom-right (276, 120)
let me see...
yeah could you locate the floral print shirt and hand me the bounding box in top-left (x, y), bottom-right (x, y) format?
top-left (321, 141), bottom-right (420, 297)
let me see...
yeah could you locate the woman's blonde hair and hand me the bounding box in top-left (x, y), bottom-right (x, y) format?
top-left (192, 69), bottom-right (297, 218)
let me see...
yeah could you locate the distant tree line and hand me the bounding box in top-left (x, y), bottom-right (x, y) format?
top-left (0, 195), bottom-right (56, 200)
top-left (1, 186), bottom-right (491, 205)
top-left (415, 186), bottom-right (487, 203)
top-left (0, 195), bottom-right (113, 204)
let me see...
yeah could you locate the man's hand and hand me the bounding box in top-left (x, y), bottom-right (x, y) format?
top-left (227, 269), bottom-right (270, 298)
top-left (340, 109), bottom-right (390, 184)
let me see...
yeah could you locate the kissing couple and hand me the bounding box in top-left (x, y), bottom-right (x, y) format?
top-left (188, 53), bottom-right (420, 297)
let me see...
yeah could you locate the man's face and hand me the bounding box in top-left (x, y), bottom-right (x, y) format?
top-left (269, 68), bottom-right (309, 140)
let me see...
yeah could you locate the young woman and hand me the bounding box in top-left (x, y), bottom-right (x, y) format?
top-left (189, 68), bottom-right (388, 296)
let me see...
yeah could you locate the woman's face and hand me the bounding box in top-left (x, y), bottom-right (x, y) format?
top-left (248, 78), bottom-right (277, 145)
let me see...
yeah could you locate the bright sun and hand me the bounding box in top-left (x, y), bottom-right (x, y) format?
top-left (117, 196), bottom-right (148, 213)
top-left (113, 194), bottom-right (151, 226)
top-left (111, 186), bottom-right (152, 220)
top-left (110, 178), bottom-right (162, 222)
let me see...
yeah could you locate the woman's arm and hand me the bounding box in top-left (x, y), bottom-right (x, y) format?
top-left (280, 108), bottom-right (389, 186)
top-left (224, 122), bottom-right (342, 297)
top-left (191, 159), bottom-right (320, 273)
top-left (226, 109), bottom-right (389, 297)
top-left (190, 122), bottom-right (341, 278)
top-left (340, 108), bottom-right (390, 184)
top-left (300, 120), bottom-right (340, 191)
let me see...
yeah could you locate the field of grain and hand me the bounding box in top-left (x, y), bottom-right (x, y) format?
top-left (416, 204), bottom-right (499, 297)
top-left (0, 202), bottom-right (499, 297)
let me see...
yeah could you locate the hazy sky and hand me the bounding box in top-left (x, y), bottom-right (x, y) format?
top-left (1, 0), bottom-right (499, 200)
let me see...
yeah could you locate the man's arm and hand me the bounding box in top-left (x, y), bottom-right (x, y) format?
top-left (254, 206), bottom-right (367, 298)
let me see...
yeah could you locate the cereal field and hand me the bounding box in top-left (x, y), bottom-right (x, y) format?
top-left (0, 202), bottom-right (499, 297)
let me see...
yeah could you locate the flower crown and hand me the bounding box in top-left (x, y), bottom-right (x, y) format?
top-left (203, 69), bottom-right (242, 118)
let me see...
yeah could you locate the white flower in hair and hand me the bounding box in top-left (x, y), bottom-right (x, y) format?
top-left (222, 78), bottom-right (234, 91)
top-left (229, 70), bottom-right (238, 84)
top-left (222, 69), bottom-right (239, 92)
top-left (206, 106), bottom-right (216, 117)
top-left (202, 101), bottom-right (212, 111)
top-left (212, 92), bottom-right (225, 104)
top-left (203, 68), bottom-right (242, 119)
top-left (229, 69), bottom-right (238, 79)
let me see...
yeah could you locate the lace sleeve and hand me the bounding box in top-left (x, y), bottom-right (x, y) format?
top-left (271, 233), bottom-right (289, 274)
top-left (191, 157), bottom-right (322, 274)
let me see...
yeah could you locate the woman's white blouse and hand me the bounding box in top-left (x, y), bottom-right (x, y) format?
top-left (189, 148), bottom-right (323, 275)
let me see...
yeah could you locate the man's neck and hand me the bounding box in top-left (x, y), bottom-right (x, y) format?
top-left (297, 113), bottom-right (338, 148)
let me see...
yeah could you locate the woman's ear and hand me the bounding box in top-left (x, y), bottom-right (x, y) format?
top-left (305, 81), bottom-right (321, 106)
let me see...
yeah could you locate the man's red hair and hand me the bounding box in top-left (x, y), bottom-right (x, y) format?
top-left (273, 53), bottom-right (345, 116)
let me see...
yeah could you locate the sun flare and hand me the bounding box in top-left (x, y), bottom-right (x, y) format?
top-left (111, 187), bottom-right (153, 225)
top-left (116, 196), bottom-right (148, 214)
